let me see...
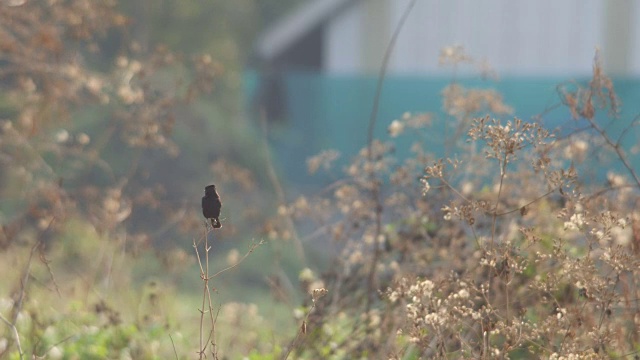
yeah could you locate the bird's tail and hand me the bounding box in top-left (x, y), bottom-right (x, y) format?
top-left (211, 218), bottom-right (222, 229)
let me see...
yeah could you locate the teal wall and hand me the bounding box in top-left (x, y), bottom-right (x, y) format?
top-left (245, 71), bottom-right (640, 187)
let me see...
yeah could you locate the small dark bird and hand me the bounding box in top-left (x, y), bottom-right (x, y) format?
top-left (202, 184), bottom-right (222, 228)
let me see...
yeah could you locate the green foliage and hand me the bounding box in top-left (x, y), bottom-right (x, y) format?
top-left (1, 277), bottom-right (174, 358)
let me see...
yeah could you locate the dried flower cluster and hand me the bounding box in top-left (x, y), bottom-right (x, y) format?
top-left (0, 0), bottom-right (225, 252)
top-left (283, 49), bottom-right (640, 359)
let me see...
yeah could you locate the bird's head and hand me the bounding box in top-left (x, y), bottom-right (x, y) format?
top-left (204, 184), bottom-right (217, 195)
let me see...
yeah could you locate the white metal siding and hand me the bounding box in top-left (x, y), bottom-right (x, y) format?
top-left (325, 3), bottom-right (363, 73)
top-left (632, 2), bottom-right (640, 75)
top-left (324, 0), bottom-right (627, 76)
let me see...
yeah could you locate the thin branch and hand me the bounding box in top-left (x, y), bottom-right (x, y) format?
top-left (194, 224), bottom-right (212, 359)
top-left (39, 244), bottom-right (61, 298)
top-left (616, 112), bottom-right (640, 146)
top-left (366, 0), bottom-right (418, 155)
top-left (281, 301), bottom-right (317, 360)
top-left (41, 334), bottom-right (76, 358)
top-left (585, 113), bottom-right (640, 187)
top-left (169, 334), bottom-right (179, 360)
top-left (12, 237), bottom-right (44, 326)
top-left (494, 189), bottom-right (555, 216)
top-left (282, 290), bottom-right (327, 360)
top-left (210, 240), bottom-right (264, 278)
top-left (0, 313), bottom-right (23, 360)
top-left (490, 154), bottom-right (508, 248)
top-left (259, 109), bottom-right (306, 262)
top-left (364, 0), bottom-right (418, 312)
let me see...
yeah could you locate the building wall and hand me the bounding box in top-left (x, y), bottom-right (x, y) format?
top-left (324, 1), bottom-right (363, 73)
top-left (324, 0), bottom-right (640, 76)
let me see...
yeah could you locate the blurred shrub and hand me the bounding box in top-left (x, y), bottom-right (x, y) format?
top-left (278, 49), bottom-right (640, 359)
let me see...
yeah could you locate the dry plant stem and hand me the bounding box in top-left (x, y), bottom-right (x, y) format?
top-left (596, 273), bottom-right (619, 330)
top-left (12, 217), bottom-right (58, 326)
top-left (0, 314), bottom-right (23, 360)
top-left (0, 235), bottom-right (43, 359)
top-left (495, 189), bottom-right (555, 216)
top-left (194, 225), bottom-right (216, 359)
top-left (439, 176), bottom-right (483, 247)
top-left (12, 240), bottom-right (40, 323)
top-left (281, 301), bottom-right (317, 360)
top-left (365, 0), bottom-right (418, 152)
top-left (439, 177), bottom-right (471, 203)
top-left (40, 335), bottom-right (75, 358)
top-left (259, 110), bottom-right (306, 262)
top-left (3, 124), bottom-right (58, 178)
top-left (558, 297), bottom-right (589, 353)
top-left (169, 334), bottom-right (179, 360)
top-left (365, 183), bottom-right (383, 311)
top-left (364, 0), bottom-right (417, 311)
top-left (505, 268), bottom-right (510, 326)
top-left (490, 154), bottom-right (508, 249)
top-left (585, 112), bottom-right (640, 187)
top-left (193, 224), bottom-right (263, 359)
top-left (40, 248), bottom-right (62, 298)
top-left (616, 113), bottom-right (640, 145)
top-left (210, 240), bottom-right (263, 278)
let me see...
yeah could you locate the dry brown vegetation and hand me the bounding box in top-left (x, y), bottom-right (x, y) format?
top-left (1, 1), bottom-right (640, 359)
top-left (276, 49), bottom-right (640, 359)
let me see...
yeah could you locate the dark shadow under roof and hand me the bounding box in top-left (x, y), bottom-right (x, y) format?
top-left (255, 0), bottom-right (361, 63)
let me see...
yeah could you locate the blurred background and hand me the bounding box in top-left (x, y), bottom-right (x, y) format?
top-left (0, 0), bottom-right (638, 357)
top-left (249, 0), bottom-right (640, 186)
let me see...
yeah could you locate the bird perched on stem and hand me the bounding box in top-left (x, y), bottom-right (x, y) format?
top-left (202, 184), bottom-right (222, 228)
